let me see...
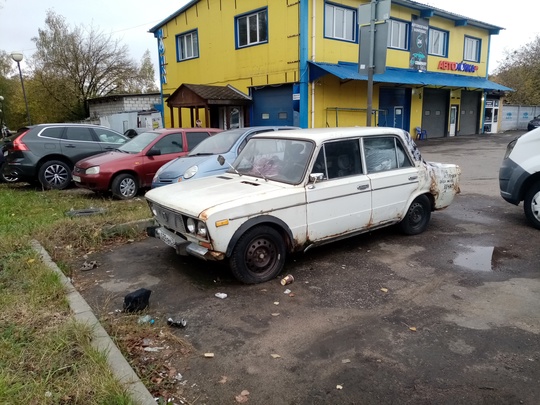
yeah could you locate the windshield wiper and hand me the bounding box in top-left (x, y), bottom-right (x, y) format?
top-left (189, 152), bottom-right (214, 156)
top-left (114, 148), bottom-right (129, 153)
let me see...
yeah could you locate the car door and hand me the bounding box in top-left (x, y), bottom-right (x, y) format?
top-left (60, 126), bottom-right (102, 164)
top-left (142, 132), bottom-right (186, 186)
top-left (306, 138), bottom-right (372, 242)
top-left (363, 136), bottom-right (420, 225)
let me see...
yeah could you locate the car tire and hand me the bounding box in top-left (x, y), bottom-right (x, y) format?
top-left (38, 160), bottom-right (72, 190)
top-left (399, 194), bottom-right (431, 235)
top-left (111, 173), bottom-right (138, 200)
top-left (0, 163), bottom-right (18, 183)
top-left (524, 181), bottom-right (540, 230)
top-left (230, 225), bottom-right (286, 284)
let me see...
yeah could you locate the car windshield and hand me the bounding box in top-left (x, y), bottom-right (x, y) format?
top-left (118, 132), bottom-right (159, 153)
top-left (230, 137), bottom-right (314, 184)
top-left (188, 129), bottom-right (245, 156)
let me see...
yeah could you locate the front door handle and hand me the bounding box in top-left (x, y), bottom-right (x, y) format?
top-left (408, 176), bottom-right (418, 181)
top-left (64, 145), bottom-right (76, 148)
top-left (357, 184), bottom-right (369, 190)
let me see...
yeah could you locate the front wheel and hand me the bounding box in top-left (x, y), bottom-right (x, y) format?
top-left (399, 194), bottom-right (431, 235)
top-left (230, 226), bottom-right (287, 284)
top-left (38, 160), bottom-right (72, 190)
top-left (111, 173), bottom-right (139, 200)
top-left (524, 181), bottom-right (540, 230)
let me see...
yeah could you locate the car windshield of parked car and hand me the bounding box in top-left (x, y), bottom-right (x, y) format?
top-left (118, 132), bottom-right (159, 153)
top-left (230, 138), bottom-right (314, 184)
top-left (188, 129), bottom-right (245, 156)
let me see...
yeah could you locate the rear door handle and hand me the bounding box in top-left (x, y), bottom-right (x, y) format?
top-left (357, 184), bottom-right (369, 190)
top-left (64, 145), bottom-right (76, 148)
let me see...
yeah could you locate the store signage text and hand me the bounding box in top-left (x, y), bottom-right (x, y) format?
top-left (437, 61), bottom-right (478, 73)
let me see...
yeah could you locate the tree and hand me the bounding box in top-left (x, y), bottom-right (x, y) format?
top-left (492, 36), bottom-right (540, 105)
top-left (31, 10), bottom-right (140, 120)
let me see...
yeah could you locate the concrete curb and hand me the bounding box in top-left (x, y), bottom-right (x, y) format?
top-left (30, 240), bottom-right (156, 405)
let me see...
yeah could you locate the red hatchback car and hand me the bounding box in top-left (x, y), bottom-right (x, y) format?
top-left (73, 128), bottom-right (222, 199)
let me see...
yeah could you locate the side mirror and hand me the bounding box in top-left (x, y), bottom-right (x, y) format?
top-left (217, 155), bottom-right (225, 166)
top-left (147, 148), bottom-right (161, 156)
top-left (309, 173), bottom-right (324, 184)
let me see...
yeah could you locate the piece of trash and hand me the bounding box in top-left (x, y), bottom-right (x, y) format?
top-left (271, 313), bottom-right (280, 317)
top-left (336, 384), bottom-right (343, 390)
top-left (80, 260), bottom-right (97, 271)
top-left (219, 376), bottom-right (228, 384)
top-left (283, 289), bottom-right (291, 294)
top-left (280, 274), bottom-right (294, 285)
top-left (215, 292), bottom-right (228, 299)
top-left (123, 288), bottom-right (152, 312)
top-left (271, 354), bottom-right (281, 359)
top-left (409, 326), bottom-right (417, 332)
top-left (144, 347), bottom-right (164, 352)
top-left (380, 287), bottom-right (389, 293)
top-left (289, 292), bottom-right (295, 297)
top-left (235, 390), bottom-right (250, 403)
top-left (342, 359), bottom-right (351, 364)
top-left (138, 315), bottom-right (154, 325)
top-left (274, 301), bottom-right (279, 305)
top-left (204, 353), bottom-right (215, 358)
top-left (27, 258), bottom-right (35, 264)
top-left (167, 317), bottom-right (187, 328)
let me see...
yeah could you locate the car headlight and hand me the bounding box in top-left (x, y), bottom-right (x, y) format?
top-left (186, 218), bottom-right (196, 233)
top-left (150, 204), bottom-right (158, 217)
top-left (197, 221), bottom-right (207, 237)
top-left (184, 165), bottom-right (198, 179)
top-left (85, 166), bottom-right (100, 175)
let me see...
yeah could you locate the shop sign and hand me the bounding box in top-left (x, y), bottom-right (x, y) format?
top-left (437, 60), bottom-right (478, 73)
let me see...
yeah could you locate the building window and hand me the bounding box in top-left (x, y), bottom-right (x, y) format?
top-left (236, 8), bottom-right (268, 48)
top-left (176, 30), bottom-right (199, 61)
top-left (428, 28), bottom-right (448, 57)
top-left (464, 36), bottom-right (480, 62)
top-left (388, 20), bottom-right (409, 50)
top-left (324, 3), bottom-right (357, 42)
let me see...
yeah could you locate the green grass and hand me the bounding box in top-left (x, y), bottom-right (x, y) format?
top-left (0, 183), bottom-right (151, 404)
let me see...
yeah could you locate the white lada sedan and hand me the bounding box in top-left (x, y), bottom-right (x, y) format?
top-left (146, 127), bottom-right (461, 284)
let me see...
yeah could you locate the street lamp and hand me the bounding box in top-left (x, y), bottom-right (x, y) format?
top-left (11, 52), bottom-right (32, 125)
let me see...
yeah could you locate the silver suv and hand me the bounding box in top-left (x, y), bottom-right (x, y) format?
top-left (3, 123), bottom-right (127, 190)
top-left (499, 129), bottom-right (540, 229)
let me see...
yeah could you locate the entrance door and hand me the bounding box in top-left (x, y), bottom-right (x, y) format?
top-left (449, 105), bottom-right (458, 136)
top-left (394, 106), bottom-right (404, 129)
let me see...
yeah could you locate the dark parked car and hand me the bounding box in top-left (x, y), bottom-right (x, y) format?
top-left (527, 116), bottom-right (540, 132)
top-left (2, 123), bottom-right (128, 189)
top-left (73, 127), bottom-right (222, 199)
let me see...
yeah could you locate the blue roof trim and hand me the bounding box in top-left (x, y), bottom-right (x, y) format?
top-left (149, 0), bottom-right (200, 33)
top-left (308, 61), bottom-right (513, 91)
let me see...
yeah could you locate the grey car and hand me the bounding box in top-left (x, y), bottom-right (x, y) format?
top-left (2, 123), bottom-right (128, 189)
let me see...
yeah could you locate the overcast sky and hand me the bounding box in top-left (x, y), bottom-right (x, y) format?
top-left (0, 0), bottom-right (537, 75)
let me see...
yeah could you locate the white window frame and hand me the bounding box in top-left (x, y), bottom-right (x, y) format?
top-left (237, 9), bottom-right (268, 48)
top-left (177, 30), bottom-right (199, 61)
top-left (388, 20), bottom-right (409, 50)
top-left (428, 28), bottom-right (448, 57)
top-left (464, 36), bottom-right (480, 62)
top-left (324, 3), bottom-right (357, 42)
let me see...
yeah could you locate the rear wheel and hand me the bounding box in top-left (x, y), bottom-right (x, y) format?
top-left (524, 181), bottom-right (540, 230)
top-left (399, 194), bottom-right (431, 235)
top-left (38, 160), bottom-right (71, 190)
top-left (111, 173), bottom-right (138, 200)
top-left (230, 226), bottom-right (286, 284)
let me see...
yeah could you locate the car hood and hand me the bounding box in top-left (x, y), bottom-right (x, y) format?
top-left (158, 155), bottom-right (217, 178)
top-left (76, 151), bottom-right (139, 168)
top-left (146, 174), bottom-right (297, 218)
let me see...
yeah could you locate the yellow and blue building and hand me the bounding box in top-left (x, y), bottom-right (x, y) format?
top-left (149, 0), bottom-right (511, 137)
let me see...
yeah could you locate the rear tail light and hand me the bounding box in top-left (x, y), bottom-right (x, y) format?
top-left (11, 130), bottom-right (30, 151)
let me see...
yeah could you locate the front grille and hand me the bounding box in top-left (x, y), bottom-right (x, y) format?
top-left (154, 205), bottom-right (186, 234)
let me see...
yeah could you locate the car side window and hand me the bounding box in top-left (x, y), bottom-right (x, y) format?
top-left (316, 139), bottom-right (362, 180)
top-left (185, 132), bottom-right (210, 151)
top-left (153, 133), bottom-right (184, 155)
top-left (363, 136), bottom-right (412, 173)
top-left (40, 127), bottom-right (64, 139)
top-left (94, 128), bottom-right (126, 144)
top-left (64, 127), bottom-right (95, 142)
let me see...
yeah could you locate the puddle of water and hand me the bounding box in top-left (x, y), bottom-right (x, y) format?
top-left (454, 246), bottom-right (494, 272)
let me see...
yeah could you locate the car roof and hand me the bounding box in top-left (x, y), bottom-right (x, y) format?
top-left (148, 127), bottom-right (222, 134)
top-left (249, 126), bottom-right (410, 145)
